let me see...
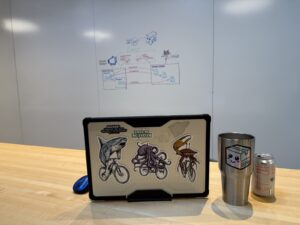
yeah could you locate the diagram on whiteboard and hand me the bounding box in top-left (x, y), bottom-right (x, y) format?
top-left (99, 31), bottom-right (181, 90)
top-left (126, 31), bottom-right (157, 48)
top-left (102, 68), bottom-right (126, 90)
top-left (151, 64), bottom-right (180, 85)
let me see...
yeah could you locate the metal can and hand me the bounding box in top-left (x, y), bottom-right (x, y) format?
top-left (251, 153), bottom-right (275, 197)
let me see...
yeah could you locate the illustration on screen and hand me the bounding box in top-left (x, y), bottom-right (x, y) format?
top-left (131, 142), bottom-right (171, 180)
top-left (98, 137), bottom-right (130, 184)
top-left (173, 135), bottom-right (199, 182)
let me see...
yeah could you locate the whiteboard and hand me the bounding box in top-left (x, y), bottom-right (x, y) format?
top-left (94, 0), bottom-right (213, 117)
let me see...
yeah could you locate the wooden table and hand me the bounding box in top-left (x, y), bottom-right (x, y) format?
top-left (0, 143), bottom-right (299, 225)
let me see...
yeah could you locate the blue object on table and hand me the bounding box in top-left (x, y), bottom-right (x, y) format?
top-left (73, 175), bottom-right (89, 194)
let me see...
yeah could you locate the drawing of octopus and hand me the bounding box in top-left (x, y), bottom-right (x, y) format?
top-left (173, 135), bottom-right (199, 182)
top-left (131, 142), bottom-right (171, 179)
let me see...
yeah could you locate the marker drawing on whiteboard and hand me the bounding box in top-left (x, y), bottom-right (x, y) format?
top-left (99, 59), bottom-right (107, 66)
top-left (162, 50), bottom-right (171, 64)
top-left (126, 38), bottom-right (139, 47)
top-left (126, 31), bottom-right (158, 47)
top-left (136, 53), bottom-right (155, 64)
top-left (126, 65), bottom-right (152, 85)
top-left (108, 56), bottom-right (117, 66)
top-left (102, 68), bottom-right (127, 90)
top-left (120, 54), bottom-right (131, 64)
top-left (145, 31), bottom-right (157, 45)
top-left (151, 63), bottom-right (180, 85)
top-left (161, 50), bottom-right (180, 64)
top-left (99, 31), bottom-right (183, 90)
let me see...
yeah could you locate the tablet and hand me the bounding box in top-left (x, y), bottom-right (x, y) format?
top-left (83, 115), bottom-right (210, 200)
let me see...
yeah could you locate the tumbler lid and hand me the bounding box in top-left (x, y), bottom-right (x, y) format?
top-left (219, 132), bottom-right (255, 140)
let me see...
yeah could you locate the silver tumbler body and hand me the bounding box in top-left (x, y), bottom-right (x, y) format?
top-left (218, 133), bottom-right (255, 206)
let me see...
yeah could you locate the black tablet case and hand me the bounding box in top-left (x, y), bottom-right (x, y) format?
top-left (83, 115), bottom-right (210, 201)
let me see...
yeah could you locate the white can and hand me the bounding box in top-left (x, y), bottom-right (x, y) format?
top-left (251, 153), bottom-right (275, 197)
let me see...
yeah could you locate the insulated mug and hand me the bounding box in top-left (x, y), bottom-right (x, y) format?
top-left (218, 133), bottom-right (255, 206)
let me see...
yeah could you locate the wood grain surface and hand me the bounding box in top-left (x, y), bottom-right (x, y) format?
top-left (0, 143), bottom-right (299, 225)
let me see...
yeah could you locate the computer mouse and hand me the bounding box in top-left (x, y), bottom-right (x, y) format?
top-left (73, 175), bottom-right (89, 194)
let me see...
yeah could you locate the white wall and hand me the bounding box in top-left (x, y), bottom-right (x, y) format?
top-left (213, 0), bottom-right (300, 169)
top-left (0, 0), bottom-right (22, 143)
top-left (11, 0), bottom-right (99, 149)
top-left (0, 0), bottom-right (299, 168)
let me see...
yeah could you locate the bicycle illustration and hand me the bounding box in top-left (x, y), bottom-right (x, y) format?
top-left (132, 142), bottom-right (171, 180)
top-left (99, 158), bottom-right (130, 184)
top-left (98, 136), bottom-right (130, 184)
top-left (173, 135), bottom-right (199, 182)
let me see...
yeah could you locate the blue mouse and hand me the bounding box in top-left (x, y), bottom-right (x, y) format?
top-left (73, 175), bottom-right (88, 194)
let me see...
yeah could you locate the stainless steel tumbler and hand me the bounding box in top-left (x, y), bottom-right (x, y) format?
top-left (218, 133), bottom-right (255, 206)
